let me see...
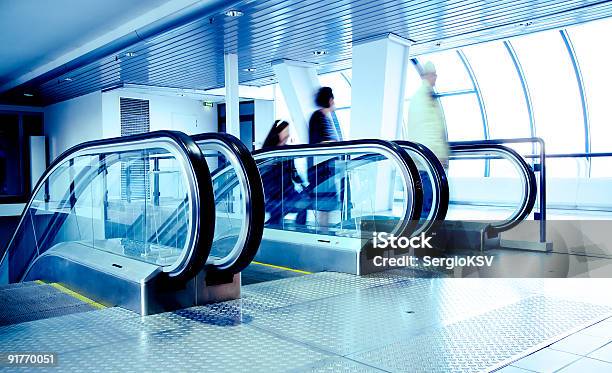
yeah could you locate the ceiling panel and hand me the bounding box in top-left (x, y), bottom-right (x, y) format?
top-left (2, 0), bottom-right (612, 106)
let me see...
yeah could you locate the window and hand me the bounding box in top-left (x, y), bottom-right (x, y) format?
top-left (567, 17), bottom-right (612, 177)
top-left (418, 50), bottom-right (473, 92)
top-left (440, 95), bottom-right (484, 141)
top-left (512, 30), bottom-right (585, 176)
top-left (217, 101), bottom-right (255, 150)
top-left (0, 114), bottom-right (23, 198)
top-left (462, 41), bottom-right (531, 140)
top-left (0, 112), bottom-right (44, 202)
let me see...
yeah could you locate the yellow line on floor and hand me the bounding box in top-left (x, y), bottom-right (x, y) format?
top-left (36, 280), bottom-right (105, 309)
top-left (251, 261), bottom-right (312, 275)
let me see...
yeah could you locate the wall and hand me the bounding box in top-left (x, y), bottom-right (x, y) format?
top-left (253, 99), bottom-right (274, 149)
top-left (44, 89), bottom-right (266, 153)
top-left (101, 89), bottom-right (217, 137)
top-left (44, 91), bottom-right (103, 160)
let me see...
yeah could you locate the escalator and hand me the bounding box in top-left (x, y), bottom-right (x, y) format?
top-left (192, 133), bottom-right (264, 282)
top-left (397, 140), bottom-right (537, 251)
top-left (0, 131), bottom-right (264, 323)
top-left (206, 139), bottom-right (428, 275)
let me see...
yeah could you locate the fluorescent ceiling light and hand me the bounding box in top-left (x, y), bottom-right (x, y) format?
top-left (224, 10), bottom-right (243, 17)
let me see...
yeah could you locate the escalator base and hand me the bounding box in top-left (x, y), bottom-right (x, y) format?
top-left (0, 273), bottom-right (611, 372)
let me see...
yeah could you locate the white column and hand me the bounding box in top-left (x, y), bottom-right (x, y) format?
top-left (29, 136), bottom-right (46, 191)
top-left (350, 34), bottom-right (412, 213)
top-left (272, 59), bottom-right (320, 144)
top-left (350, 34), bottom-right (411, 139)
top-left (224, 53), bottom-right (240, 137)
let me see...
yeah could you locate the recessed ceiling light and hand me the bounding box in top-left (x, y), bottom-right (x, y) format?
top-left (243, 67), bottom-right (256, 72)
top-left (124, 52), bottom-right (137, 57)
top-left (312, 50), bottom-right (327, 56)
top-left (23, 93), bottom-right (33, 97)
top-left (224, 10), bottom-right (243, 17)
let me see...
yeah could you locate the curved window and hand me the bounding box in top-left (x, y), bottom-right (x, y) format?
top-left (462, 42), bottom-right (531, 141)
top-left (441, 95), bottom-right (484, 141)
top-left (567, 17), bottom-right (612, 177)
top-left (512, 30), bottom-right (585, 177)
top-left (462, 41), bottom-right (532, 177)
top-left (419, 50), bottom-right (473, 92)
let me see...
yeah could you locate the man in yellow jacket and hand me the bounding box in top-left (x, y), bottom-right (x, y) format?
top-left (407, 61), bottom-right (449, 169)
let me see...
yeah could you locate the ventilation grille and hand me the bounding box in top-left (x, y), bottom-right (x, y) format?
top-left (120, 98), bottom-right (150, 202)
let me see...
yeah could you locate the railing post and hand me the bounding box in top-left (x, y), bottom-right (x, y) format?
top-left (153, 157), bottom-right (160, 207)
top-left (537, 138), bottom-right (547, 243)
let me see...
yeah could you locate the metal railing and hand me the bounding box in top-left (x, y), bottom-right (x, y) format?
top-left (450, 138), bottom-right (546, 242)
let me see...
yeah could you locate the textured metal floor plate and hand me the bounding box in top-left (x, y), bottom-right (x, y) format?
top-left (348, 296), bottom-right (611, 373)
top-left (0, 273), bottom-right (611, 372)
top-left (242, 279), bottom-right (540, 355)
top-left (240, 271), bottom-right (410, 312)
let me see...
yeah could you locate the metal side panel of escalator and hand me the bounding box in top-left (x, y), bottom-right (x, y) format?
top-left (0, 131), bottom-right (221, 316)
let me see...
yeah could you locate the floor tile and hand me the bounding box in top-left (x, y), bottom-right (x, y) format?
top-left (589, 342), bottom-right (612, 363)
top-left (578, 321), bottom-right (612, 338)
top-left (549, 333), bottom-right (609, 355)
top-left (513, 348), bottom-right (580, 373)
top-left (556, 357), bottom-right (612, 372)
top-left (499, 365), bottom-right (536, 372)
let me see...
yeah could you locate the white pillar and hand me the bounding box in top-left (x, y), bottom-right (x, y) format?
top-left (350, 34), bottom-right (411, 139)
top-left (272, 59), bottom-right (320, 144)
top-left (350, 34), bottom-right (412, 213)
top-left (224, 53), bottom-right (240, 137)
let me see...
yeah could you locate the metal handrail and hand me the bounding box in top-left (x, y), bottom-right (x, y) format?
top-left (252, 139), bottom-right (424, 238)
top-left (450, 138), bottom-right (546, 242)
top-left (449, 143), bottom-right (537, 235)
top-left (192, 133), bottom-right (265, 282)
top-left (1, 130), bottom-right (215, 287)
top-left (394, 140), bottom-right (450, 234)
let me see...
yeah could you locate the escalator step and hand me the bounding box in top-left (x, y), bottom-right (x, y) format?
top-left (0, 281), bottom-right (102, 326)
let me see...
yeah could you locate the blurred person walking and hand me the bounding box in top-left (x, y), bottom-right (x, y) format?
top-left (407, 61), bottom-right (450, 220)
top-left (308, 87), bottom-right (340, 232)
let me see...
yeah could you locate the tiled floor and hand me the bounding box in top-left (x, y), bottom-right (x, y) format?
top-left (2, 274), bottom-right (612, 372)
top-left (499, 317), bottom-right (612, 372)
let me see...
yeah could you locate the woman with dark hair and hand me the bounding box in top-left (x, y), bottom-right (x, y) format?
top-left (309, 87), bottom-right (339, 144)
top-left (308, 87), bottom-right (340, 231)
top-left (262, 119), bottom-right (291, 149)
top-left (261, 120), bottom-right (306, 226)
